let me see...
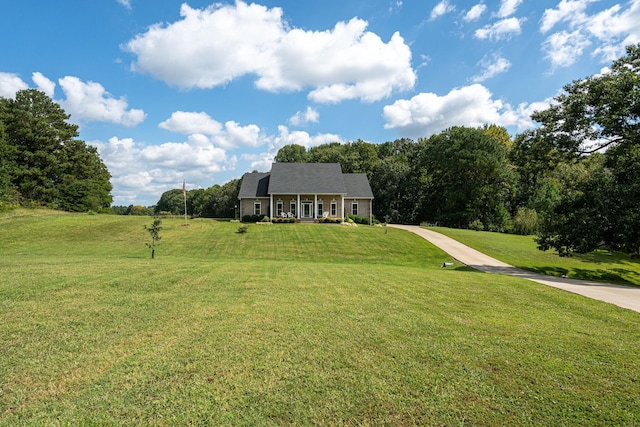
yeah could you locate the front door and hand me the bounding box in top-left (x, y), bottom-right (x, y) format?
top-left (301, 202), bottom-right (313, 218)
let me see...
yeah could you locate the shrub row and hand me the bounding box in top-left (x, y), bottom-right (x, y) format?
top-left (242, 214), bottom-right (264, 223)
top-left (319, 217), bottom-right (342, 224)
top-left (242, 215), bottom-right (348, 224)
top-left (347, 214), bottom-right (370, 225)
top-left (272, 217), bottom-right (297, 223)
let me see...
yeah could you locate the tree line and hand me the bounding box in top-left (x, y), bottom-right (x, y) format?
top-left (274, 127), bottom-right (516, 231)
top-left (153, 179), bottom-right (241, 218)
top-left (3, 44), bottom-right (638, 257)
top-left (271, 44), bottom-right (640, 256)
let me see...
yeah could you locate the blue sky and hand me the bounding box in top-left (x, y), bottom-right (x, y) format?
top-left (1, 0), bottom-right (638, 206)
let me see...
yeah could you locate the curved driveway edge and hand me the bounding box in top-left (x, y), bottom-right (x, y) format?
top-left (389, 224), bottom-right (640, 313)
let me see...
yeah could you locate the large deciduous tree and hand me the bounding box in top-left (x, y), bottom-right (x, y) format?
top-left (527, 44), bottom-right (640, 256)
top-left (418, 126), bottom-right (517, 230)
top-left (155, 189), bottom-right (185, 215)
top-left (194, 178), bottom-right (241, 218)
top-left (274, 144), bottom-right (308, 163)
top-left (370, 139), bottom-right (422, 223)
top-left (370, 156), bottom-right (414, 223)
top-left (532, 44), bottom-right (640, 155)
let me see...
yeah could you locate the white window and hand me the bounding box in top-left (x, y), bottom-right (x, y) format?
top-left (290, 200), bottom-right (296, 216)
top-left (330, 200), bottom-right (337, 217)
top-left (317, 201), bottom-right (324, 217)
top-left (352, 201), bottom-right (358, 216)
top-left (276, 200), bottom-right (283, 216)
top-left (254, 201), bottom-right (261, 216)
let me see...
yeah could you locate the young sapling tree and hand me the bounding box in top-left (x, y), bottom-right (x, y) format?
top-left (144, 219), bottom-right (162, 259)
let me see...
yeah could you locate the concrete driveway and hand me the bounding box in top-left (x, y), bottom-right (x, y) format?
top-left (389, 224), bottom-right (640, 313)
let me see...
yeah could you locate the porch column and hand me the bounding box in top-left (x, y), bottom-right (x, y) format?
top-left (297, 194), bottom-right (301, 219)
top-left (270, 194), bottom-right (273, 220)
top-left (314, 194), bottom-right (318, 219)
top-left (341, 195), bottom-right (344, 223)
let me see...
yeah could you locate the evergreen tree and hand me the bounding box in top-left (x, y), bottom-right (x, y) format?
top-left (0, 89), bottom-right (112, 210)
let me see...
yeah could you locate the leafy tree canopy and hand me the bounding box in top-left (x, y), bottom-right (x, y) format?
top-left (532, 43), bottom-right (640, 154)
top-left (0, 89), bottom-right (112, 210)
top-left (417, 126), bottom-right (517, 230)
top-left (528, 44), bottom-right (640, 256)
top-left (275, 144), bottom-right (308, 163)
top-left (154, 178), bottom-right (241, 218)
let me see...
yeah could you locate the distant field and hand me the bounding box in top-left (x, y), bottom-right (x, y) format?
top-left (429, 226), bottom-right (640, 287)
top-left (1, 211), bottom-right (639, 425)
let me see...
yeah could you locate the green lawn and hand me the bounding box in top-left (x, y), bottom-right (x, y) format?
top-left (1, 211), bottom-right (639, 425)
top-left (428, 226), bottom-right (640, 287)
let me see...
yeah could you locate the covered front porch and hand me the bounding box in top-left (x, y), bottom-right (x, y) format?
top-left (270, 194), bottom-right (344, 222)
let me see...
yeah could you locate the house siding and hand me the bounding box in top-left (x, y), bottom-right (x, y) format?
top-left (239, 198), bottom-right (269, 219)
top-left (270, 195), bottom-right (298, 217)
top-left (344, 198), bottom-right (373, 219)
top-left (237, 163), bottom-right (374, 223)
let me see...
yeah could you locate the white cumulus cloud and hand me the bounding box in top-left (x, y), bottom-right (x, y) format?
top-left (91, 136), bottom-right (141, 176)
top-left (58, 76), bottom-right (146, 127)
top-left (159, 111), bottom-right (262, 150)
top-left (245, 125), bottom-right (342, 172)
top-left (382, 84), bottom-right (542, 137)
top-left (159, 111), bottom-right (223, 136)
top-left (217, 121), bottom-right (262, 149)
top-left (125, 2), bottom-right (282, 89)
top-left (140, 134), bottom-right (228, 171)
top-left (32, 72), bottom-right (56, 97)
top-left (0, 72), bottom-right (28, 98)
top-left (91, 135), bottom-right (236, 205)
top-left (124, 1), bottom-right (415, 103)
top-left (271, 125), bottom-right (340, 151)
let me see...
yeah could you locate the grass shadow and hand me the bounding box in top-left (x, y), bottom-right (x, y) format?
top-left (574, 250), bottom-right (637, 266)
top-left (521, 265), bottom-right (639, 287)
top-left (452, 265), bottom-right (477, 272)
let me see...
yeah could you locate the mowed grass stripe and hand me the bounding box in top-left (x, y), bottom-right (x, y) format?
top-left (1, 211), bottom-right (639, 425)
top-left (1, 213), bottom-right (451, 266)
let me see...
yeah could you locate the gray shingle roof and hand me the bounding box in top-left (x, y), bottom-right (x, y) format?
top-left (268, 163), bottom-right (346, 194)
top-left (344, 174), bottom-right (374, 198)
top-left (238, 163), bottom-right (374, 199)
top-left (238, 172), bottom-right (270, 198)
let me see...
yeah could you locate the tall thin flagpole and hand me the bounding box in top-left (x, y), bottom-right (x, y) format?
top-left (182, 180), bottom-right (188, 226)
